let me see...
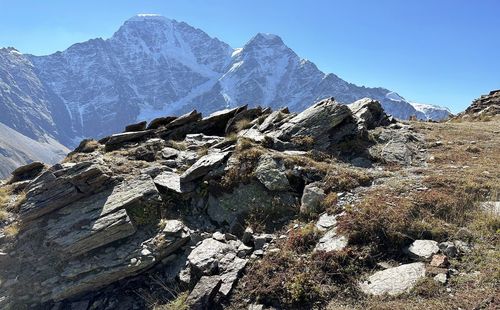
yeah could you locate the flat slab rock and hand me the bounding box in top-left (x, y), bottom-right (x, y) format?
top-left (44, 175), bottom-right (161, 257)
top-left (180, 151), bottom-right (230, 182)
top-left (314, 228), bottom-right (347, 252)
top-left (19, 162), bottom-right (112, 221)
top-left (359, 262), bottom-right (426, 296)
top-left (185, 276), bottom-right (222, 310)
top-left (154, 171), bottom-right (195, 194)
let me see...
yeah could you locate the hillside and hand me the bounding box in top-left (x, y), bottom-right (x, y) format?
top-left (0, 96), bottom-right (497, 309)
top-left (0, 122), bottom-right (69, 178)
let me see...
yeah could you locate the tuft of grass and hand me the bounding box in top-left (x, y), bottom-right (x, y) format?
top-left (290, 135), bottom-right (315, 150)
top-left (3, 222), bottom-right (19, 237)
top-left (166, 140), bottom-right (188, 151)
top-left (0, 187), bottom-right (11, 209)
top-left (220, 140), bottom-right (265, 190)
top-left (286, 224), bottom-right (320, 253)
top-left (153, 292), bottom-right (189, 310)
top-left (234, 118), bottom-right (253, 132)
top-left (323, 166), bottom-right (373, 193)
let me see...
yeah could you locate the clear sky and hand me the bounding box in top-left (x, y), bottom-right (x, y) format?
top-left (0, 0), bottom-right (498, 113)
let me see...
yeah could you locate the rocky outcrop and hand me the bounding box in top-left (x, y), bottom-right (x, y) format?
top-left (0, 97), bottom-right (418, 309)
top-left (456, 90), bottom-right (500, 120)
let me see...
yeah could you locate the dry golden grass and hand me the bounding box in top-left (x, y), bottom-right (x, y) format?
top-left (3, 222), bottom-right (19, 237)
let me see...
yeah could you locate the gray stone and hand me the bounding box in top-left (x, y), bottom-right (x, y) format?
top-left (218, 254), bottom-right (248, 296)
top-left (154, 171), bottom-right (195, 194)
top-left (300, 182), bottom-right (325, 215)
top-left (359, 262), bottom-right (426, 296)
top-left (124, 121), bottom-right (147, 132)
top-left (187, 238), bottom-right (233, 274)
top-left (180, 151), bottom-right (230, 182)
top-left (434, 273), bottom-right (447, 284)
top-left (10, 161), bottom-right (45, 183)
top-left (166, 110), bottom-right (201, 129)
top-left (242, 227), bottom-right (254, 245)
top-left (105, 130), bottom-right (152, 148)
top-left (272, 98), bottom-right (352, 142)
top-left (406, 240), bottom-right (439, 260)
top-left (314, 228), bottom-right (347, 252)
top-left (161, 147), bottom-right (180, 160)
top-left (453, 240), bottom-right (471, 254)
top-left (185, 276), bottom-right (222, 310)
top-left (349, 98), bottom-right (391, 130)
top-left (438, 241), bottom-right (458, 257)
top-left (254, 155), bottom-right (290, 191)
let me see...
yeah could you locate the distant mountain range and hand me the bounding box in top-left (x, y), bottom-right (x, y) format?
top-left (0, 14), bottom-right (451, 178)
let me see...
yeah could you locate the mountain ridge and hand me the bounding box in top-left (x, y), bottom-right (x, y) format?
top-left (0, 14), bottom-right (450, 151)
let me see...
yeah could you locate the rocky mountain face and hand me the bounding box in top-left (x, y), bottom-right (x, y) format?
top-left (0, 15), bottom-right (449, 153)
top-left (455, 89), bottom-right (500, 120)
top-left (1, 97), bottom-right (495, 309)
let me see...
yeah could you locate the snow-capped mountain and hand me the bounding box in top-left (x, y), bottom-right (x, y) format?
top-left (411, 102), bottom-right (452, 121)
top-left (1, 14), bottom-right (450, 155)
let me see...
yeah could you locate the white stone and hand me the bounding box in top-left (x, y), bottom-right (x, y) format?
top-left (359, 262), bottom-right (426, 296)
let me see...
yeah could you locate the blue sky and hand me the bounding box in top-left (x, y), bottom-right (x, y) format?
top-left (0, 0), bottom-right (498, 113)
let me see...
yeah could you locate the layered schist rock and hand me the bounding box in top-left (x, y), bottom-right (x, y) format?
top-left (0, 98), bottom-right (428, 309)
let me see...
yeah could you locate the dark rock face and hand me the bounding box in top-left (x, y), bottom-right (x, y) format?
top-left (0, 97), bottom-right (425, 309)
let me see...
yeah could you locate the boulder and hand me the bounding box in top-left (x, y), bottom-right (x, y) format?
top-left (165, 110), bottom-right (202, 129)
top-left (300, 182), bottom-right (325, 215)
top-left (154, 171), bottom-right (195, 194)
top-left (480, 201), bottom-right (500, 217)
top-left (271, 98), bottom-right (352, 142)
top-left (349, 98), bottom-right (391, 130)
top-left (196, 106), bottom-right (246, 136)
top-left (124, 121), bottom-right (147, 132)
top-left (185, 134), bottom-right (225, 149)
top-left (187, 238), bottom-right (234, 274)
top-left (185, 276), bottom-right (222, 310)
top-left (161, 147), bottom-right (180, 160)
top-left (180, 152), bottom-right (230, 182)
top-left (104, 130), bottom-right (153, 150)
top-left (10, 161), bottom-right (46, 183)
top-left (430, 254), bottom-right (449, 268)
top-left (405, 240), bottom-right (439, 260)
top-left (254, 155), bottom-right (290, 191)
top-left (359, 262), bottom-right (426, 296)
top-left (207, 182), bottom-right (297, 225)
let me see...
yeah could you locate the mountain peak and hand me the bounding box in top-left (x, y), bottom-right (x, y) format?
top-left (246, 33), bottom-right (285, 46)
top-left (126, 14), bottom-right (171, 23)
